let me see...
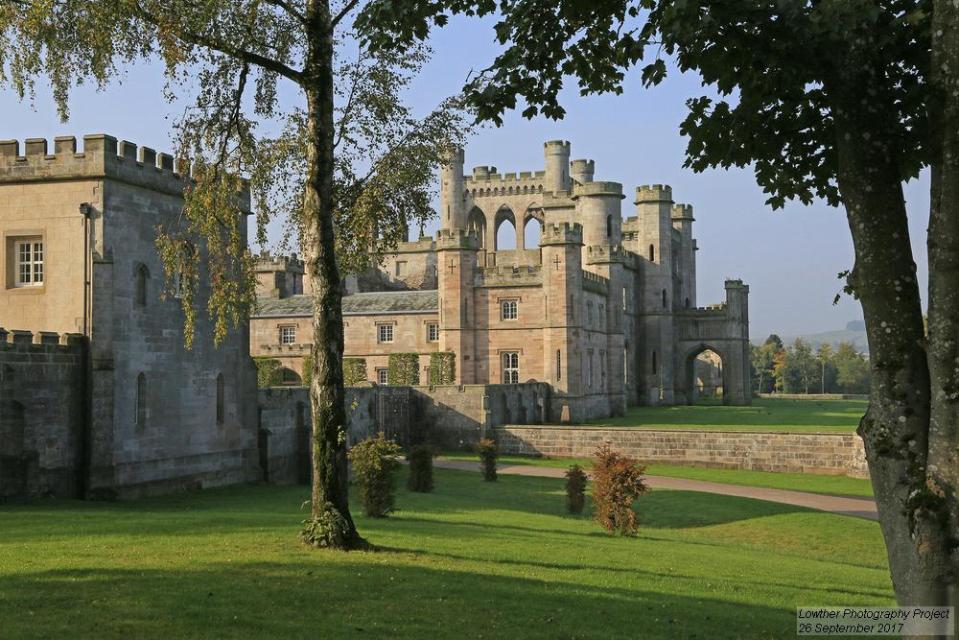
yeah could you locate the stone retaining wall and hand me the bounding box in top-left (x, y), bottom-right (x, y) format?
top-left (495, 426), bottom-right (869, 478)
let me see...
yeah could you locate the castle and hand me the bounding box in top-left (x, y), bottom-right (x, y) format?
top-left (251, 140), bottom-right (751, 422)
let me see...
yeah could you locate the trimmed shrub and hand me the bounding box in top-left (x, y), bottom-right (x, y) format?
top-left (387, 353), bottom-right (420, 385)
top-left (406, 444), bottom-right (435, 492)
top-left (347, 433), bottom-right (403, 517)
top-left (343, 358), bottom-right (367, 386)
top-left (476, 438), bottom-right (498, 482)
top-left (254, 357), bottom-right (282, 387)
top-left (591, 443), bottom-right (648, 535)
top-left (565, 464), bottom-right (588, 514)
top-left (428, 352), bottom-right (456, 385)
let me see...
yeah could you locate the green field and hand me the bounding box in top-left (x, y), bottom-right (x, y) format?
top-left (588, 398), bottom-right (867, 433)
top-left (439, 453), bottom-right (875, 498)
top-left (0, 469), bottom-right (892, 639)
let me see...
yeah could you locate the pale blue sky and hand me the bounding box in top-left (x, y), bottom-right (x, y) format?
top-left (0, 13), bottom-right (930, 338)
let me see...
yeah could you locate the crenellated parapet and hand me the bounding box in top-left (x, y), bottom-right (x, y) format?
top-left (581, 270), bottom-right (609, 295)
top-left (463, 169), bottom-right (548, 199)
top-left (584, 243), bottom-right (630, 265)
top-left (539, 221), bottom-right (584, 246)
top-left (634, 184), bottom-right (673, 204)
top-left (0, 327), bottom-right (85, 350)
top-left (672, 203), bottom-right (694, 221)
top-left (435, 228), bottom-right (479, 251)
top-left (0, 135), bottom-right (249, 206)
top-left (475, 265), bottom-right (542, 288)
top-left (572, 181), bottom-right (624, 200)
top-left (255, 251), bottom-right (304, 270)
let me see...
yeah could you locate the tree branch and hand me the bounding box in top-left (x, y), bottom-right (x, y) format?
top-left (261, 0), bottom-right (307, 24)
top-left (331, 0), bottom-right (360, 30)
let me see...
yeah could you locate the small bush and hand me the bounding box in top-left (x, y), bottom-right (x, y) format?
top-left (591, 443), bottom-right (648, 535)
top-left (565, 464), bottom-right (588, 514)
top-left (406, 445), bottom-right (435, 492)
top-left (476, 438), bottom-right (498, 482)
top-left (300, 502), bottom-right (351, 548)
top-left (347, 433), bottom-right (403, 517)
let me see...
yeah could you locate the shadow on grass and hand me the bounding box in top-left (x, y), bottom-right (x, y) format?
top-left (0, 561), bottom-right (799, 639)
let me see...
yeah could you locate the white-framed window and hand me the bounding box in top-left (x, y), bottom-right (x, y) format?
top-left (377, 324), bottom-right (394, 343)
top-left (376, 368), bottom-right (389, 384)
top-left (502, 351), bottom-right (520, 384)
top-left (279, 325), bottom-right (296, 345)
top-left (427, 323), bottom-right (439, 342)
top-left (501, 299), bottom-right (518, 321)
top-left (14, 238), bottom-right (43, 287)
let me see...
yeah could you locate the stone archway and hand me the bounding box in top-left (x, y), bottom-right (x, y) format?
top-left (676, 341), bottom-right (749, 405)
top-left (493, 206), bottom-right (517, 251)
top-left (522, 205), bottom-right (544, 249)
top-left (467, 206), bottom-right (487, 249)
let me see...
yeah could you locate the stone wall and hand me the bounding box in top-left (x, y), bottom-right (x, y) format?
top-left (495, 426), bottom-right (868, 478)
top-left (0, 329), bottom-right (86, 500)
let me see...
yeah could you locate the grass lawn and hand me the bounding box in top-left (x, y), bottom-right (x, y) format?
top-left (0, 469), bottom-right (892, 639)
top-left (439, 453), bottom-right (874, 498)
top-left (587, 397), bottom-right (867, 433)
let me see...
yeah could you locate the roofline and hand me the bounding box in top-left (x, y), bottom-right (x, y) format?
top-left (252, 309), bottom-right (438, 319)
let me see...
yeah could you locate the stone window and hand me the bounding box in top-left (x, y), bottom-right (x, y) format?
top-left (502, 352), bottom-right (520, 384)
top-left (14, 238), bottom-right (44, 287)
top-left (135, 372), bottom-right (147, 427)
top-left (376, 368), bottom-right (389, 384)
top-left (606, 215), bottom-right (612, 238)
top-left (501, 299), bottom-right (518, 321)
top-left (555, 349), bottom-right (562, 381)
top-left (649, 244), bottom-right (655, 262)
top-left (662, 289), bottom-right (667, 308)
top-left (622, 288), bottom-right (627, 311)
top-left (685, 297), bottom-right (690, 309)
top-left (600, 350), bottom-right (607, 390)
top-left (652, 350), bottom-right (658, 374)
top-left (279, 325), bottom-right (296, 345)
top-left (586, 350), bottom-right (593, 388)
top-left (395, 261), bottom-right (407, 277)
top-left (216, 373), bottom-right (225, 424)
top-left (134, 264), bottom-right (149, 307)
top-left (427, 323), bottom-right (439, 342)
top-left (377, 324), bottom-right (394, 343)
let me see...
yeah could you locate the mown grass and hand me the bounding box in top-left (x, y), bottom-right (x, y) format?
top-left (0, 468), bottom-right (891, 639)
top-left (439, 453), bottom-right (874, 498)
top-left (587, 398), bottom-right (867, 433)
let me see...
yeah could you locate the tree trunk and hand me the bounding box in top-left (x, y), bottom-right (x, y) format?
top-left (926, 0), bottom-right (959, 610)
top-left (830, 74), bottom-right (949, 605)
top-left (301, 0), bottom-right (361, 548)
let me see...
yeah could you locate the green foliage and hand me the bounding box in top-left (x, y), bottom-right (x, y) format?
top-left (347, 434), bottom-right (403, 518)
top-left (834, 342), bottom-right (871, 394)
top-left (565, 464), bottom-right (587, 514)
top-left (301, 354), bottom-right (314, 388)
top-left (300, 502), bottom-right (352, 549)
top-left (387, 353), bottom-right (420, 386)
top-left (591, 443), bottom-right (649, 536)
top-left (475, 438), bottom-right (498, 482)
top-left (254, 357), bottom-right (283, 388)
top-left (406, 445), bottom-right (435, 493)
top-left (427, 351), bottom-right (456, 385)
top-left (343, 358), bottom-right (367, 386)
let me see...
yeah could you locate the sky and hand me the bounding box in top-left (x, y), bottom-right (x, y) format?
top-left (0, 13), bottom-right (931, 339)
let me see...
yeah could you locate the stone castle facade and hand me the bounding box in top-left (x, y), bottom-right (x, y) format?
top-left (251, 140), bottom-right (751, 422)
top-left (0, 135), bottom-right (259, 499)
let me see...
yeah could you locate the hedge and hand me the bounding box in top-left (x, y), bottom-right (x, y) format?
top-left (428, 351), bottom-right (456, 385)
top-left (387, 353), bottom-right (420, 386)
top-left (254, 357), bottom-right (283, 388)
top-left (344, 358), bottom-right (367, 386)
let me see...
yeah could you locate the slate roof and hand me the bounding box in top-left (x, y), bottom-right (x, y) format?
top-left (253, 290), bottom-right (438, 318)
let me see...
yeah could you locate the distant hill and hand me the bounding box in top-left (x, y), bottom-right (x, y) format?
top-left (755, 321), bottom-right (870, 353)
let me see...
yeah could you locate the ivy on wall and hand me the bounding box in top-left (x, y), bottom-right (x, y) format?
top-left (428, 352), bottom-right (456, 385)
top-left (387, 353), bottom-right (420, 386)
top-left (301, 354), bottom-right (314, 388)
top-left (344, 358), bottom-right (367, 386)
top-left (254, 357), bottom-right (283, 388)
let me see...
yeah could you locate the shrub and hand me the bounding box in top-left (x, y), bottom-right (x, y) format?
top-left (406, 444), bottom-right (435, 492)
top-left (591, 443), bottom-right (648, 535)
top-left (301, 354), bottom-right (314, 388)
top-left (476, 438), bottom-right (498, 482)
top-left (254, 357), bottom-right (282, 387)
top-left (387, 353), bottom-right (420, 386)
top-left (347, 433), bottom-right (403, 517)
top-left (428, 352), bottom-right (456, 385)
top-left (565, 464), bottom-right (588, 514)
top-left (343, 358), bottom-right (367, 386)
top-left (300, 502), bottom-right (352, 548)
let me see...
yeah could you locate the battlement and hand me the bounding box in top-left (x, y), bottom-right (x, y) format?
top-left (255, 251), bottom-right (304, 271)
top-left (634, 184), bottom-right (673, 204)
top-left (671, 203), bottom-right (694, 221)
top-left (585, 243), bottom-right (629, 265)
top-left (0, 135), bottom-right (249, 206)
top-left (476, 264), bottom-right (542, 288)
top-left (572, 181), bottom-right (624, 199)
top-left (463, 169), bottom-right (547, 191)
top-left (436, 228), bottom-right (479, 250)
top-left (544, 140), bottom-right (571, 153)
top-left (540, 222), bottom-right (584, 246)
top-left (0, 327), bottom-right (85, 349)
top-left (581, 270), bottom-right (609, 295)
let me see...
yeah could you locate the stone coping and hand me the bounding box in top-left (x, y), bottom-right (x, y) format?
top-left (497, 424), bottom-right (858, 436)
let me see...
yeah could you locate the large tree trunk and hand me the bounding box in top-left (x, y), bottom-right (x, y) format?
top-left (301, 0), bottom-right (361, 548)
top-left (927, 0), bottom-right (959, 610)
top-left (829, 64), bottom-right (949, 604)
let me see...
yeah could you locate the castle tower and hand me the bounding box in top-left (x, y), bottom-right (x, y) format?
top-left (544, 140), bottom-right (571, 193)
top-left (570, 159), bottom-right (595, 185)
top-left (440, 146), bottom-right (466, 232)
top-left (635, 184), bottom-right (676, 404)
top-left (540, 223), bottom-right (584, 418)
top-left (722, 279), bottom-right (751, 405)
top-left (573, 181), bottom-right (624, 260)
top-left (436, 229), bottom-right (478, 384)
top-left (671, 203), bottom-right (696, 309)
